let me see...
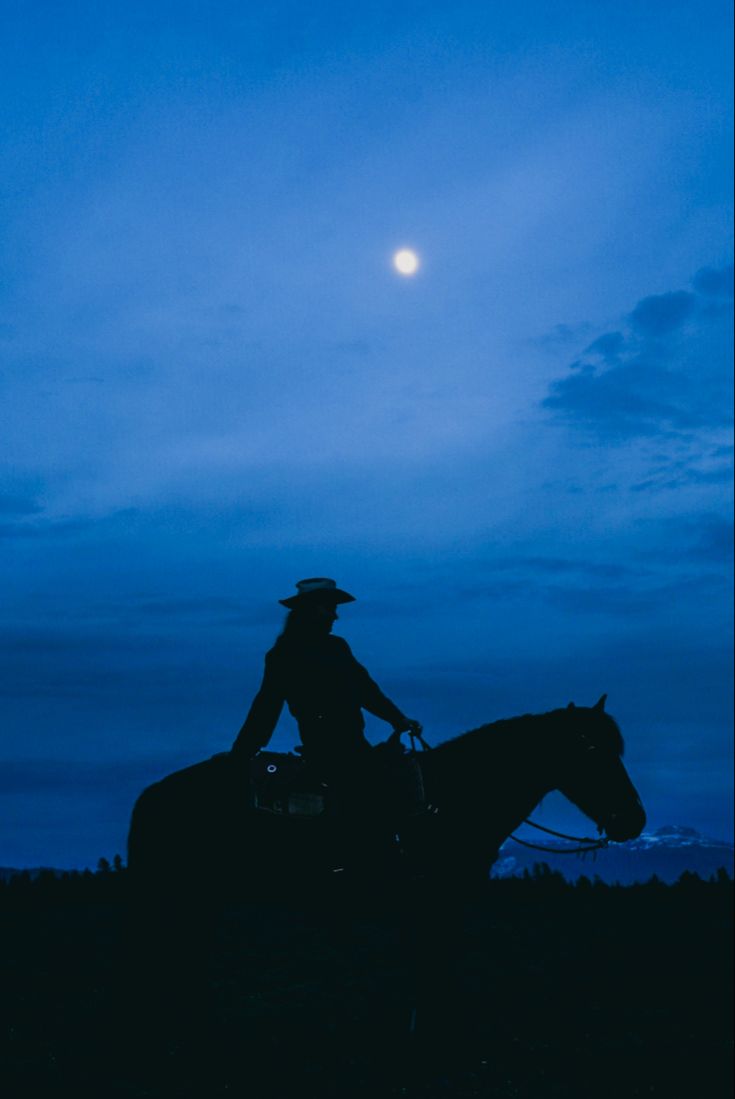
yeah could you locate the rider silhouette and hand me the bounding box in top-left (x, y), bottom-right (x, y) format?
top-left (231, 578), bottom-right (422, 779)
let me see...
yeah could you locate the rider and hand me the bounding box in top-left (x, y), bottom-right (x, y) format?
top-left (230, 578), bottom-right (422, 843)
top-left (231, 577), bottom-right (421, 766)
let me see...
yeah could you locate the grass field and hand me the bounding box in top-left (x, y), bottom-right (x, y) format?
top-left (1, 869), bottom-right (732, 1097)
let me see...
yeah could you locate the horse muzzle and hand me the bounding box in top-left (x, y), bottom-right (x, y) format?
top-left (602, 796), bottom-right (646, 843)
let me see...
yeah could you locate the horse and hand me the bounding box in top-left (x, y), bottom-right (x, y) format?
top-left (125, 696), bottom-right (646, 1069)
top-left (127, 694), bottom-right (645, 899)
top-left (402, 693), bottom-right (645, 888)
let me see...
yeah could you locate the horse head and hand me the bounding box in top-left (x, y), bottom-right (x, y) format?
top-left (553, 695), bottom-right (646, 843)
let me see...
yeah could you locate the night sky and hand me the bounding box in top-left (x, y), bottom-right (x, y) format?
top-left (2, 2), bottom-right (732, 868)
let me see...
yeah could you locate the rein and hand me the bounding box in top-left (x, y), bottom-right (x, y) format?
top-left (508, 819), bottom-right (608, 856)
top-left (406, 731), bottom-right (609, 857)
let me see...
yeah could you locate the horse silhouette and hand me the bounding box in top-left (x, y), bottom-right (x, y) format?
top-left (127, 695), bottom-right (645, 900)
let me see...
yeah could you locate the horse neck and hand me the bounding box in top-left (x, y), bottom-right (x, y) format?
top-left (422, 711), bottom-right (560, 845)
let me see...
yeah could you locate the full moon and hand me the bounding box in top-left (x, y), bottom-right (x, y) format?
top-left (393, 248), bottom-right (420, 276)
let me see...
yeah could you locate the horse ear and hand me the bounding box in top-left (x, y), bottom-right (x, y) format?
top-left (567, 701), bottom-right (576, 710)
top-left (594, 694), bottom-right (607, 712)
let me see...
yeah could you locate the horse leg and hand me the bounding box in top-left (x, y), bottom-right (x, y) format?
top-left (125, 816), bottom-right (234, 1077)
top-left (399, 852), bottom-right (489, 1088)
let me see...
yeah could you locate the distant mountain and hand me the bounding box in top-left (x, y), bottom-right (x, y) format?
top-left (492, 825), bottom-right (734, 885)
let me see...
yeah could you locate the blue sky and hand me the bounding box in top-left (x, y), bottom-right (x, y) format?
top-left (1, 1), bottom-right (732, 866)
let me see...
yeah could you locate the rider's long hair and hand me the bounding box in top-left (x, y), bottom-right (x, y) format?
top-left (272, 604), bottom-right (327, 652)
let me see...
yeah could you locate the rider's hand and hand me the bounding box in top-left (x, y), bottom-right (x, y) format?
top-left (392, 718), bottom-right (423, 737)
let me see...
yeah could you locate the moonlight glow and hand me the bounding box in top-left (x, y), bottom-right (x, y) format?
top-left (393, 248), bottom-right (420, 276)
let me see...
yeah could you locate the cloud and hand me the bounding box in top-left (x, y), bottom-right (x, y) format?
top-left (630, 462), bottom-right (732, 492)
top-left (490, 560), bottom-right (720, 619)
top-left (0, 505), bottom-right (144, 541)
top-left (533, 321), bottom-right (595, 350)
top-left (584, 331), bottom-right (625, 361)
top-left (629, 289), bottom-right (695, 336)
top-left (133, 596), bottom-right (267, 625)
top-left (638, 514), bottom-right (735, 566)
top-left (692, 264), bottom-right (734, 299)
top-left (364, 545), bottom-right (725, 628)
top-left (0, 757), bottom-right (177, 797)
top-left (540, 573), bottom-right (723, 617)
top-left (0, 623), bottom-right (255, 695)
top-left (695, 517), bottom-right (734, 562)
top-left (494, 555), bottom-right (634, 581)
top-left (541, 264), bottom-right (734, 442)
top-left (0, 492), bottom-right (42, 516)
top-left (0, 516), bottom-right (95, 539)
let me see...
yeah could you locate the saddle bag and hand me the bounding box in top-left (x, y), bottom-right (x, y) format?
top-left (248, 751), bottom-right (326, 818)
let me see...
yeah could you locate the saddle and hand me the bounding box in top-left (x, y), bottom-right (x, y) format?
top-left (248, 747), bottom-right (428, 819)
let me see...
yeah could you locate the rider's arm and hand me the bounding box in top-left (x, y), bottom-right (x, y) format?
top-left (340, 639), bottom-right (411, 729)
top-left (231, 650), bottom-right (285, 762)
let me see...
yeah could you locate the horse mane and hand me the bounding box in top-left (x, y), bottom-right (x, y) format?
top-left (433, 705), bottom-right (625, 761)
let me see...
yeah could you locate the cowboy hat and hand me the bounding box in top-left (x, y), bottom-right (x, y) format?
top-left (279, 577), bottom-right (356, 609)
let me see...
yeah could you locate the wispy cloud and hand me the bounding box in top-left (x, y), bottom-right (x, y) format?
top-left (0, 757), bottom-right (178, 797)
top-left (0, 492), bottom-right (42, 516)
top-left (542, 265), bottom-right (733, 442)
top-left (0, 516), bottom-right (97, 539)
top-left (636, 513), bottom-right (735, 566)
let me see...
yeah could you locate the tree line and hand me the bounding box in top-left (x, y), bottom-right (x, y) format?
top-left (0, 856), bottom-right (730, 911)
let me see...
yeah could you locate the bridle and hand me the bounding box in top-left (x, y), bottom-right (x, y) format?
top-left (407, 728), bottom-right (610, 857)
top-left (510, 725), bottom-right (612, 855)
top-left (511, 724), bottom-right (613, 854)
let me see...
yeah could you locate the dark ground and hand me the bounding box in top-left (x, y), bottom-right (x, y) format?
top-left (1, 868), bottom-right (732, 1098)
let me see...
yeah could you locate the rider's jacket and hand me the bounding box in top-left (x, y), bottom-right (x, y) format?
top-left (231, 635), bottom-right (407, 767)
